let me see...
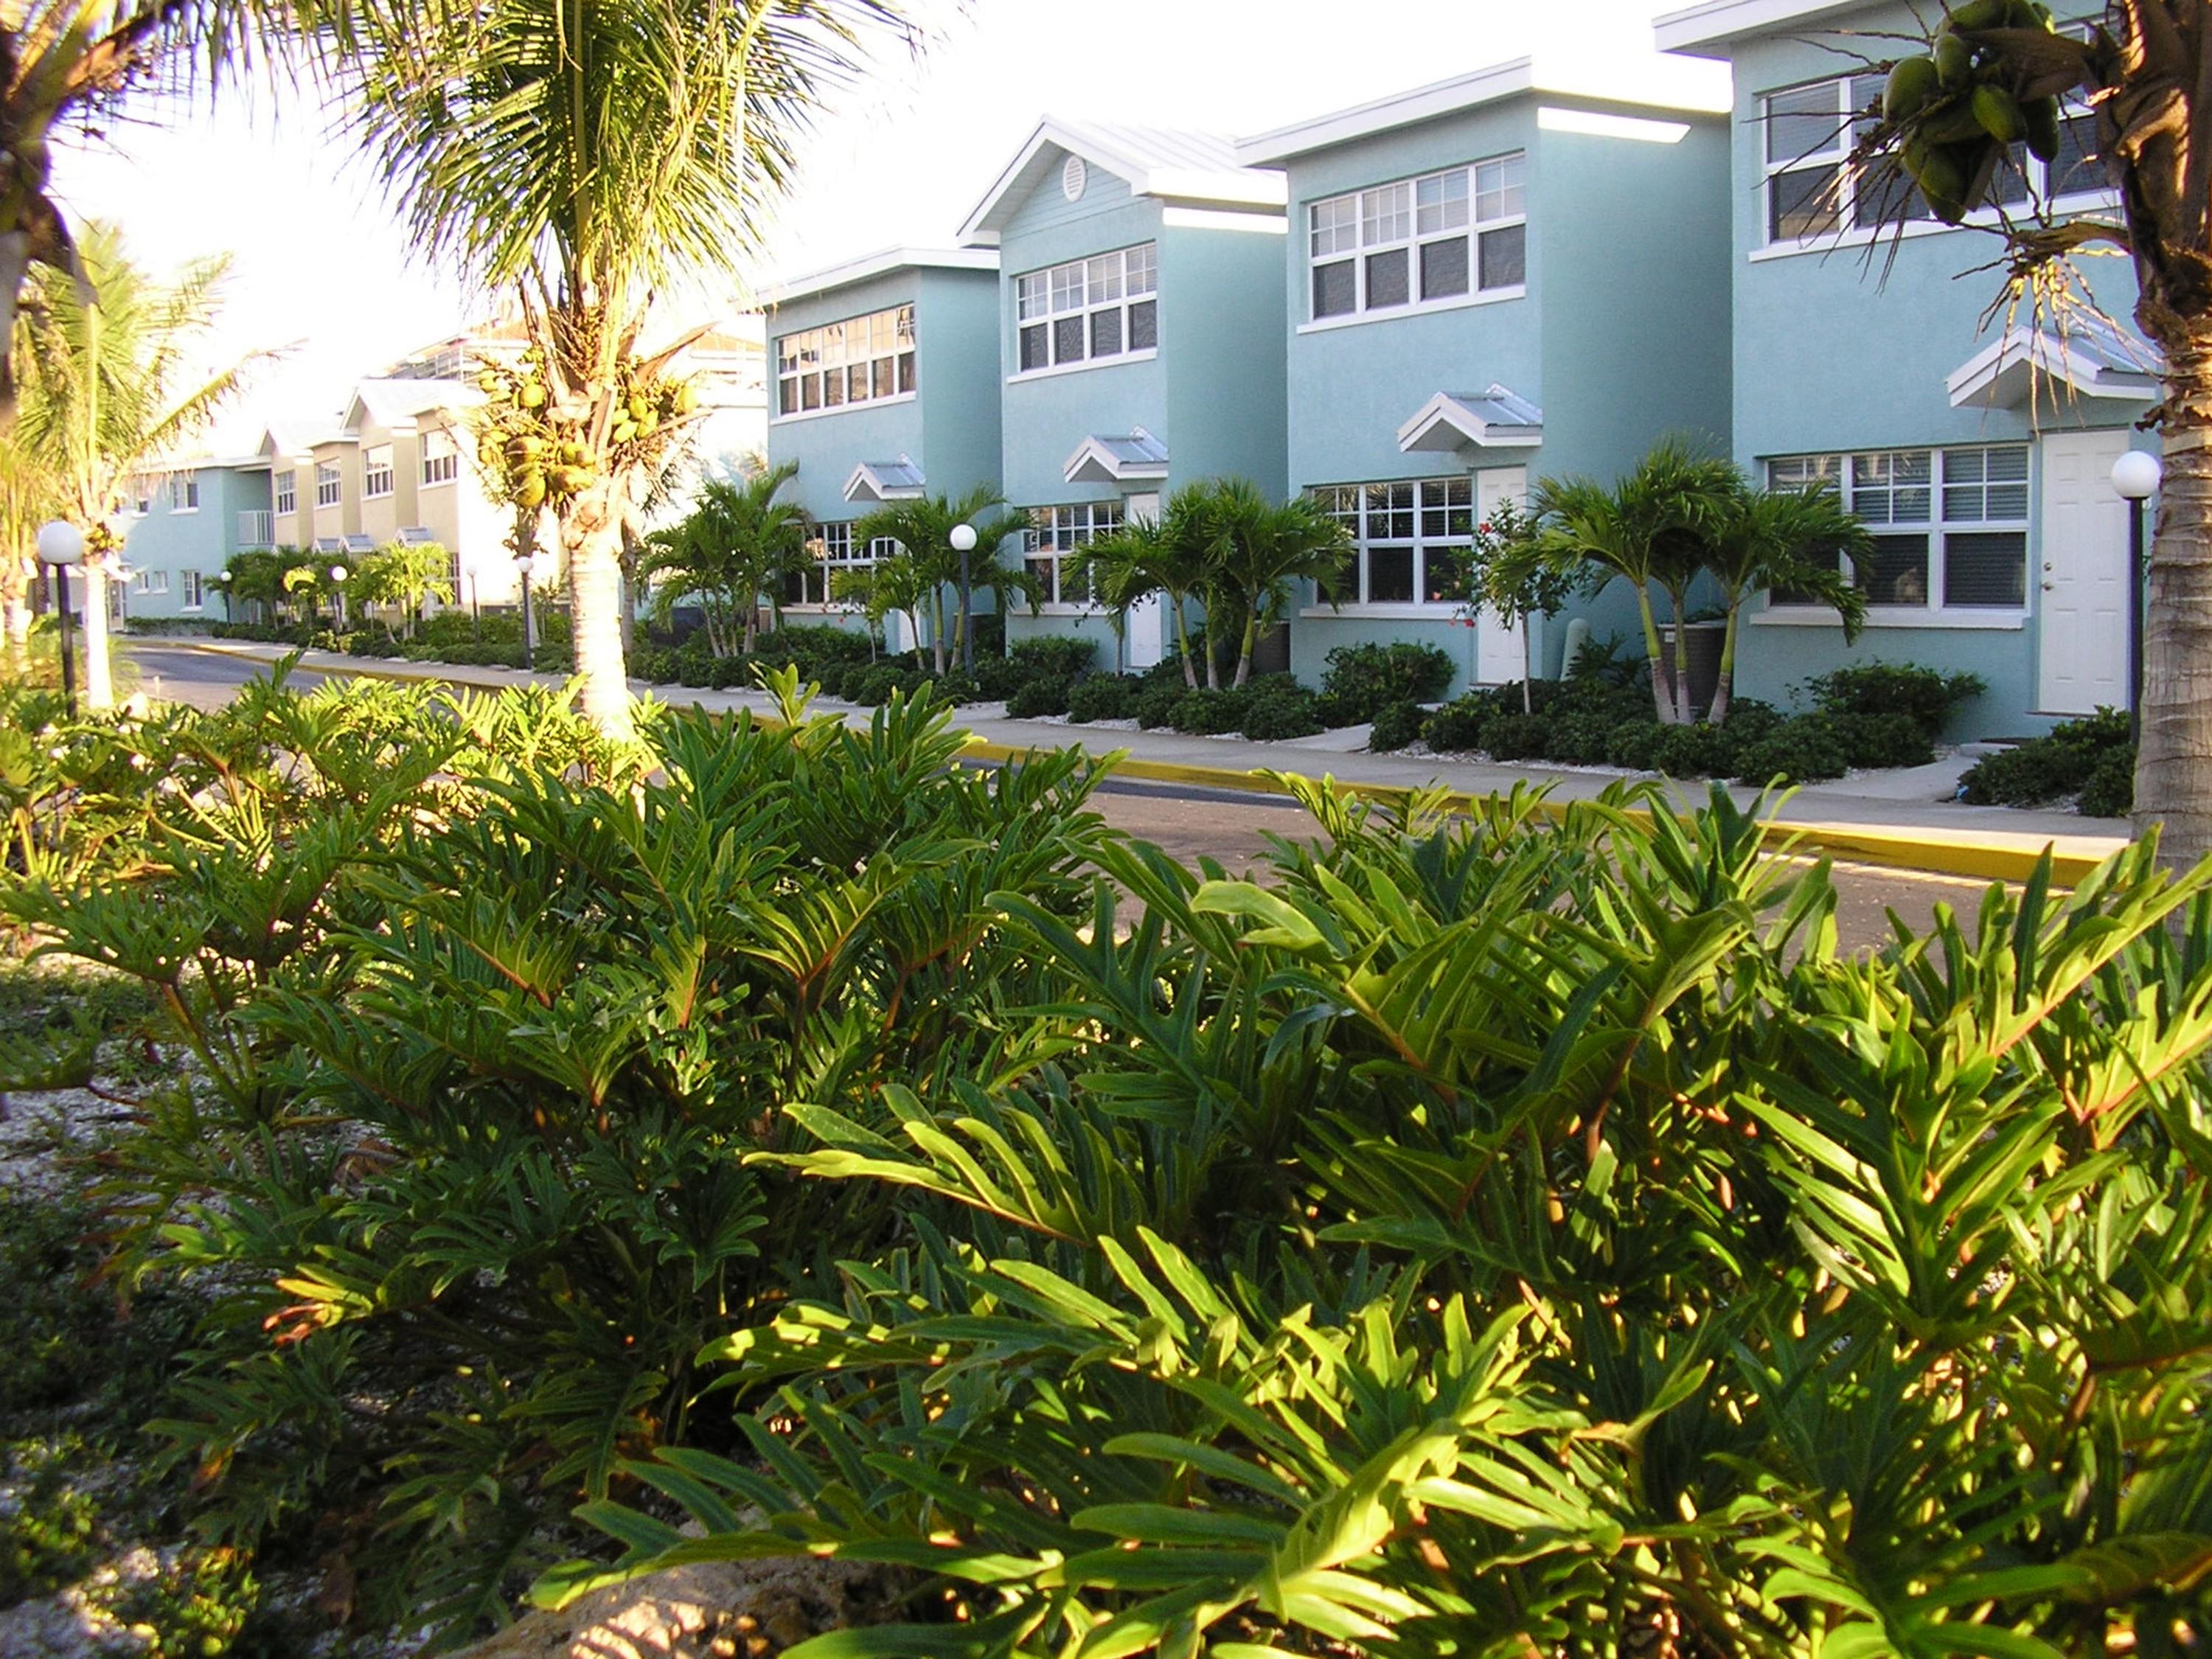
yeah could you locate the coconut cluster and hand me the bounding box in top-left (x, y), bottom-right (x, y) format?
top-left (1882, 0), bottom-right (2065, 223)
top-left (472, 347), bottom-right (700, 510)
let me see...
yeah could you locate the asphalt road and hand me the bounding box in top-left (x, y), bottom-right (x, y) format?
top-left (123, 641), bottom-right (2003, 950)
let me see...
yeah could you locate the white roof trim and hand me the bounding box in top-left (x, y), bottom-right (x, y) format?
top-left (1063, 428), bottom-right (1171, 485)
top-left (843, 457), bottom-right (928, 503)
top-left (1947, 326), bottom-right (2161, 410)
top-left (1397, 387), bottom-right (1545, 453)
top-left (1652, 0), bottom-right (1868, 57)
top-left (961, 119), bottom-right (1285, 245)
top-left (1235, 54), bottom-right (1730, 165)
top-left (762, 247), bottom-right (998, 308)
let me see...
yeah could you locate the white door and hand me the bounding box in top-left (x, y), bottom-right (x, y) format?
top-left (1121, 491), bottom-right (1165, 669)
top-left (1472, 467), bottom-right (1528, 683)
top-left (2037, 430), bottom-right (2131, 714)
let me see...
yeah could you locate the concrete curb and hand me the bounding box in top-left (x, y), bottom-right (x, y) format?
top-left (140, 638), bottom-right (2118, 887)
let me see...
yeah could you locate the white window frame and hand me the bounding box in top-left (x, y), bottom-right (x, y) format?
top-left (1760, 66), bottom-right (2107, 251)
top-left (420, 429), bottom-right (459, 487)
top-left (1306, 478), bottom-right (1472, 609)
top-left (131, 568), bottom-right (171, 596)
top-left (364, 444), bottom-right (394, 499)
top-left (167, 472), bottom-right (200, 512)
top-left (1762, 443), bottom-right (2030, 619)
top-left (274, 471), bottom-right (296, 516)
top-left (1306, 154), bottom-right (1526, 325)
top-left (1014, 245), bottom-right (1158, 378)
top-left (1023, 503), bottom-right (1124, 608)
top-left (775, 305), bottom-right (917, 420)
top-left (180, 569), bottom-right (205, 611)
top-left (315, 462), bottom-right (342, 509)
top-left (786, 522), bottom-right (895, 608)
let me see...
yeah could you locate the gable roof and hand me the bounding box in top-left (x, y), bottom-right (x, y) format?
top-left (1237, 55), bottom-right (1731, 165)
top-left (762, 247), bottom-right (998, 309)
top-left (1064, 428), bottom-right (1170, 486)
top-left (345, 377), bottom-right (480, 434)
top-left (1652, 0), bottom-right (1868, 58)
top-left (1397, 387), bottom-right (1545, 453)
top-left (961, 119), bottom-right (1286, 245)
top-left (1947, 318), bottom-right (2160, 410)
top-left (844, 457), bottom-right (928, 502)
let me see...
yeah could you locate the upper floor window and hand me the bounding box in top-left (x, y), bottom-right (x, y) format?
top-left (1766, 443), bottom-right (2027, 610)
top-left (167, 472), bottom-right (200, 512)
top-left (1310, 155), bottom-right (1526, 322)
top-left (421, 428), bottom-right (459, 487)
top-left (316, 462), bottom-right (342, 508)
top-left (131, 479), bottom-right (151, 515)
top-left (1311, 478), bottom-right (1470, 605)
top-left (1025, 503), bottom-right (1123, 604)
top-left (1016, 245), bottom-right (1158, 374)
top-left (274, 470), bottom-right (296, 516)
top-left (364, 445), bottom-right (394, 498)
top-left (776, 305), bottom-right (916, 417)
top-left (1763, 72), bottom-right (2102, 245)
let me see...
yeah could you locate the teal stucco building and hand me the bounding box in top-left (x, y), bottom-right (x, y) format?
top-left (116, 455), bottom-right (274, 624)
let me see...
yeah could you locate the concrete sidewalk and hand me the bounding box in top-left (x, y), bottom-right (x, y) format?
top-left (136, 637), bottom-right (2132, 882)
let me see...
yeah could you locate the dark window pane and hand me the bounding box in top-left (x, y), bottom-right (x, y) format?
top-left (1860, 533), bottom-right (1931, 606)
top-left (823, 370), bottom-right (844, 406)
top-left (1944, 530), bottom-right (2026, 606)
top-left (2052, 111), bottom-right (2102, 195)
top-left (1365, 248), bottom-right (1410, 309)
top-left (1770, 545), bottom-right (1840, 605)
top-left (874, 358), bottom-right (894, 398)
top-left (1478, 223), bottom-right (1526, 289)
top-left (1091, 307), bottom-right (1123, 358)
top-left (1312, 261), bottom-right (1355, 318)
top-left (801, 375), bottom-right (821, 411)
top-left (1027, 557), bottom-right (1054, 599)
top-left (1368, 546), bottom-right (1415, 603)
top-left (1419, 236), bottom-right (1470, 299)
top-left (1770, 164), bottom-right (1842, 240)
top-left (1128, 299), bottom-right (1158, 350)
top-left (899, 351), bottom-right (917, 393)
top-left (1054, 316), bottom-right (1087, 364)
top-left (779, 380), bottom-right (798, 415)
top-left (1422, 545), bottom-right (1466, 603)
top-left (1767, 83), bottom-right (1840, 164)
top-left (1316, 564), bottom-right (1355, 605)
top-left (1854, 159), bottom-right (1931, 225)
top-left (1989, 143), bottom-right (2032, 206)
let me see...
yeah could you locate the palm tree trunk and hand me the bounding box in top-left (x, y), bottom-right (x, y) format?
top-left (1635, 590), bottom-right (1677, 726)
top-left (1520, 616), bottom-right (1534, 714)
top-left (562, 485), bottom-right (635, 740)
top-left (1234, 608), bottom-right (1257, 689)
top-left (1670, 602), bottom-right (1694, 725)
top-left (931, 589), bottom-right (948, 676)
top-left (82, 561), bottom-right (113, 711)
top-left (1708, 604), bottom-right (1742, 728)
top-left (2137, 329), bottom-right (2212, 866)
top-left (1172, 595), bottom-right (1197, 689)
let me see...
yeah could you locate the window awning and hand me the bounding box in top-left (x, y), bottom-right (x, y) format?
top-left (1064, 428), bottom-right (1169, 485)
top-left (397, 526), bottom-right (439, 545)
top-left (844, 457), bottom-right (927, 503)
top-left (1947, 319), bottom-right (2160, 409)
top-left (312, 537), bottom-right (344, 553)
top-left (341, 534), bottom-right (378, 554)
top-left (1397, 386), bottom-right (1544, 453)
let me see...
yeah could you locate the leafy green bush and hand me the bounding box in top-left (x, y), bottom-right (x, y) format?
top-left (1237, 681), bottom-right (1326, 742)
top-left (1733, 713), bottom-right (1851, 785)
top-left (2079, 747), bottom-right (2135, 818)
top-left (1168, 687), bottom-right (1247, 734)
top-left (627, 644), bottom-right (678, 684)
top-left (1318, 641), bottom-right (1455, 720)
top-left (975, 636), bottom-right (1099, 701)
top-left (1366, 699), bottom-right (1427, 752)
top-left (1605, 720), bottom-right (1664, 770)
top-left (1834, 709), bottom-right (1935, 770)
top-left (1065, 675), bottom-right (1142, 724)
top-left (1133, 683), bottom-right (1186, 730)
top-left (850, 663), bottom-right (924, 706)
top-left (1421, 698), bottom-right (1490, 753)
top-left (1961, 708), bottom-right (2135, 810)
top-left (0, 1441), bottom-right (98, 1606)
top-left (1005, 674), bottom-right (1075, 718)
top-left (1807, 661), bottom-right (1985, 737)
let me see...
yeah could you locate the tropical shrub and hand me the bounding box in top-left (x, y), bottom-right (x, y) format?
top-left (2079, 747), bottom-right (2135, 819)
top-left (1005, 674), bottom-right (1075, 719)
top-left (1731, 712), bottom-right (1851, 785)
top-left (1807, 661), bottom-right (1986, 738)
top-left (1237, 680), bottom-right (1326, 742)
top-left (1065, 674), bottom-right (1143, 725)
top-left (1133, 682), bottom-right (1186, 731)
top-left (974, 636), bottom-right (1099, 702)
top-left (1316, 641), bottom-right (1455, 720)
top-left (1961, 707), bottom-right (2135, 812)
top-left (1366, 698), bottom-right (1427, 752)
top-left (1167, 686), bottom-right (1247, 735)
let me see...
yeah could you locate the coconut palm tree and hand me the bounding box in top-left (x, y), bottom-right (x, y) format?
top-left (852, 487), bottom-right (1036, 675)
top-left (639, 461), bottom-right (805, 655)
top-left (1526, 441), bottom-right (1736, 726)
top-left (1074, 498), bottom-right (1214, 689)
top-left (1703, 476), bottom-right (1869, 726)
top-left (12, 223), bottom-right (258, 708)
top-left (321, 0), bottom-right (918, 737)
top-left (1180, 478), bottom-right (1352, 689)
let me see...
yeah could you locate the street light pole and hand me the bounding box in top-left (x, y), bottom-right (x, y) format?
top-left (2111, 449), bottom-right (2162, 745)
top-left (329, 563), bottom-right (350, 631)
top-left (950, 522), bottom-right (978, 675)
top-left (36, 521), bottom-right (83, 718)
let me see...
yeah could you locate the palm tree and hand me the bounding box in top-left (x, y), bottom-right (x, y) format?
top-left (1527, 441), bottom-right (1736, 725)
top-left (0, 423), bottom-right (63, 669)
top-left (1074, 499), bottom-right (1214, 689)
top-left (354, 538), bottom-right (455, 639)
top-left (12, 223), bottom-right (258, 708)
top-left (1703, 477), bottom-right (1869, 727)
top-left (321, 0), bottom-right (919, 738)
top-left (852, 487), bottom-right (1036, 675)
top-left (1180, 478), bottom-right (1352, 689)
top-left (639, 461), bottom-right (805, 655)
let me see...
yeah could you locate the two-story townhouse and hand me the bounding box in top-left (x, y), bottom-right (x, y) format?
top-left (1655, 0), bottom-right (2154, 736)
top-left (1237, 55), bottom-right (1735, 694)
top-left (117, 456), bottom-right (274, 622)
top-left (761, 248), bottom-right (1003, 650)
top-left (961, 120), bottom-right (1288, 672)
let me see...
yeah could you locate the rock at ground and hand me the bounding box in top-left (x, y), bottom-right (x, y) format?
top-left (452, 1552), bottom-right (905, 1659)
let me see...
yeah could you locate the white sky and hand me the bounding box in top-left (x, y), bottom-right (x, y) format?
top-left (46, 0), bottom-right (1715, 453)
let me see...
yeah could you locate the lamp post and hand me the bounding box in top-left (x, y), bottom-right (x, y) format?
top-left (950, 522), bottom-right (978, 675)
top-left (209, 570), bottom-right (232, 623)
top-left (515, 552), bottom-right (537, 661)
top-left (35, 520), bottom-right (83, 717)
top-left (328, 563), bottom-right (349, 631)
top-left (2111, 449), bottom-right (2161, 743)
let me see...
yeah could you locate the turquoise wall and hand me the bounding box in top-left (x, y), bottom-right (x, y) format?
top-left (1719, 4), bottom-right (2145, 735)
top-left (119, 465), bottom-right (271, 621)
top-left (1159, 223), bottom-right (1289, 498)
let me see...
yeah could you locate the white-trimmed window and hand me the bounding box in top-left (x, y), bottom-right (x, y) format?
top-left (1309, 155), bottom-right (1526, 321)
top-left (131, 568), bottom-right (171, 596)
top-left (1762, 72), bottom-right (2103, 245)
top-left (1766, 444), bottom-right (2028, 611)
top-left (1025, 503), bottom-right (1123, 605)
top-left (167, 472), bottom-right (200, 512)
top-left (316, 462), bottom-right (342, 508)
top-left (364, 445), bottom-right (394, 498)
top-left (785, 522), bottom-right (895, 605)
top-left (181, 570), bottom-right (204, 610)
top-left (1310, 478), bottom-right (1470, 605)
top-left (421, 428), bottom-right (459, 487)
top-left (1016, 246), bottom-right (1158, 374)
top-left (776, 305), bottom-right (917, 417)
top-left (132, 479), bottom-right (152, 515)
top-left (274, 470), bottom-right (296, 516)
